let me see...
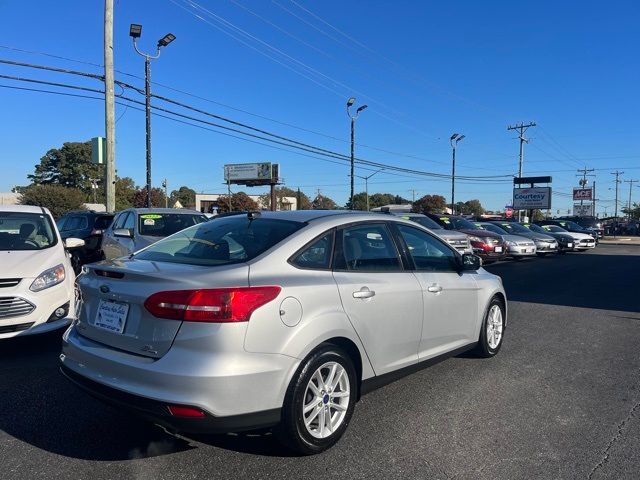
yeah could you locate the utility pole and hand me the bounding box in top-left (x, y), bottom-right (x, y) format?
top-left (354, 169), bottom-right (383, 211)
top-left (450, 134), bottom-right (465, 215)
top-left (162, 179), bottom-right (168, 208)
top-left (593, 181), bottom-right (597, 218)
top-left (130, 24), bottom-right (176, 208)
top-left (409, 189), bottom-right (418, 203)
top-left (624, 179), bottom-right (638, 220)
top-left (611, 171), bottom-right (624, 237)
top-left (297, 187), bottom-right (302, 211)
top-left (507, 122), bottom-right (536, 220)
top-left (346, 97), bottom-right (367, 210)
top-left (576, 166), bottom-right (595, 215)
top-left (104, 0), bottom-right (116, 213)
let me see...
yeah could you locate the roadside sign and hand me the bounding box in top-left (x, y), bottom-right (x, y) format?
top-left (514, 176), bottom-right (552, 185)
top-left (573, 188), bottom-right (593, 201)
top-left (91, 137), bottom-right (105, 164)
top-left (224, 162), bottom-right (273, 182)
top-left (573, 204), bottom-right (594, 217)
top-left (513, 187), bottom-right (551, 209)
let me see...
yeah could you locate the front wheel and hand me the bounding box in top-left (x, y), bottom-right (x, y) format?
top-left (473, 297), bottom-right (505, 358)
top-left (276, 345), bottom-right (357, 455)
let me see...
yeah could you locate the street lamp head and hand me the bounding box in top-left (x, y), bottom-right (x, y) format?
top-left (158, 33), bottom-right (176, 47)
top-left (450, 133), bottom-right (459, 140)
top-left (129, 24), bottom-right (142, 39)
top-left (347, 97), bottom-right (356, 107)
top-left (357, 105), bottom-right (368, 113)
top-left (457, 135), bottom-right (465, 142)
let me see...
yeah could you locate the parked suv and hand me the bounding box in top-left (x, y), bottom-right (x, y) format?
top-left (0, 205), bottom-right (84, 339)
top-left (426, 214), bottom-right (507, 263)
top-left (101, 208), bottom-right (208, 259)
top-left (57, 211), bottom-right (114, 273)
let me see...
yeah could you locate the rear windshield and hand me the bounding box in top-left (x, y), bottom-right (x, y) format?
top-left (0, 212), bottom-right (57, 251)
top-left (525, 224), bottom-right (546, 234)
top-left (138, 213), bottom-right (207, 237)
top-left (481, 223), bottom-right (508, 235)
top-left (403, 215), bottom-right (443, 230)
top-left (439, 216), bottom-right (476, 230)
top-left (134, 216), bottom-right (305, 266)
top-left (60, 215), bottom-right (88, 231)
top-left (542, 225), bottom-right (567, 233)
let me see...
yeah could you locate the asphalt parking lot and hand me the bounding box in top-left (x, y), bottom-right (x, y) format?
top-left (1, 245), bottom-right (639, 480)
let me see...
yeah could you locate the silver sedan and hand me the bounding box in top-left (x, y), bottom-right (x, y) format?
top-left (60, 211), bottom-right (507, 454)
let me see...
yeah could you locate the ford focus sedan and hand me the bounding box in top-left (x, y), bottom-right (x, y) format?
top-left (60, 211), bottom-right (507, 454)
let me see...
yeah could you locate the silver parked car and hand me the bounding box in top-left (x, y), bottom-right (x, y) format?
top-left (488, 221), bottom-right (558, 256)
top-left (473, 222), bottom-right (536, 259)
top-left (101, 208), bottom-right (208, 259)
top-left (60, 211), bottom-right (507, 454)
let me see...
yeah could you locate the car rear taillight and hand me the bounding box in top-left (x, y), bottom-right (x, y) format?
top-left (167, 405), bottom-right (206, 418)
top-left (144, 286), bottom-right (281, 323)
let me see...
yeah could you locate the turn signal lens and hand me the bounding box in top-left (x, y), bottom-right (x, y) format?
top-left (144, 286), bottom-right (281, 323)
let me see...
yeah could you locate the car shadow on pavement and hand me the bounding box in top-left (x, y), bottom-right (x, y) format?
top-left (0, 330), bottom-right (194, 461)
top-left (189, 430), bottom-right (299, 457)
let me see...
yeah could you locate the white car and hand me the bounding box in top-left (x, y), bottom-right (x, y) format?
top-left (540, 225), bottom-right (596, 250)
top-left (0, 205), bottom-right (84, 339)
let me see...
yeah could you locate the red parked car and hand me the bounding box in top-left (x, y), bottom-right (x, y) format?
top-left (426, 214), bottom-right (507, 263)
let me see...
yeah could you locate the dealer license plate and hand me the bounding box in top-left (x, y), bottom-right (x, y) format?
top-left (494, 246), bottom-right (503, 253)
top-left (568, 243), bottom-right (573, 248)
top-left (95, 300), bottom-right (129, 334)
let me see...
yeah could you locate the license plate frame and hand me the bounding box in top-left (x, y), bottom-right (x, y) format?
top-left (95, 300), bottom-right (129, 334)
top-left (494, 246), bottom-right (503, 253)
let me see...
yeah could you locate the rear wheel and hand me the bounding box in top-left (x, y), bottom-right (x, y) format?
top-left (276, 345), bottom-right (357, 455)
top-left (473, 297), bottom-right (505, 358)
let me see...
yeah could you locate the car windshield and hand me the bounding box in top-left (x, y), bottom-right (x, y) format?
top-left (0, 212), bottom-right (57, 251)
top-left (138, 213), bottom-right (208, 237)
top-left (402, 215), bottom-right (443, 230)
top-left (560, 221), bottom-right (584, 230)
top-left (481, 223), bottom-right (508, 235)
top-left (542, 225), bottom-right (567, 233)
top-left (524, 224), bottom-right (547, 234)
top-left (439, 216), bottom-right (477, 230)
top-left (496, 222), bottom-right (530, 234)
top-left (134, 216), bottom-right (305, 266)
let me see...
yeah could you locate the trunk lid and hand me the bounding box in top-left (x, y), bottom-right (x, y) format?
top-left (76, 258), bottom-right (248, 358)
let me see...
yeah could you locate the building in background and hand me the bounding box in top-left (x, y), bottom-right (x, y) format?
top-left (0, 193), bottom-right (20, 205)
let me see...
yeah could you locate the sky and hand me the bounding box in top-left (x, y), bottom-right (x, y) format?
top-left (0, 0), bottom-right (639, 215)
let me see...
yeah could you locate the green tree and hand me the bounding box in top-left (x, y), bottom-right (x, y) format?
top-left (216, 192), bottom-right (260, 213)
top-left (258, 187), bottom-right (311, 210)
top-left (455, 199), bottom-right (485, 216)
top-left (345, 192), bottom-right (369, 210)
top-left (133, 187), bottom-right (167, 208)
top-left (622, 203), bottom-right (640, 220)
top-left (28, 141), bottom-right (103, 195)
top-left (170, 186), bottom-right (196, 208)
top-left (312, 194), bottom-right (337, 210)
top-left (411, 194), bottom-right (447, 214)
top-left (115, 177), bottom-right (136, 211)
top-left (18, 184), bottom-right (86, 219)
top-left (530, 209), bottom-right (546, 222)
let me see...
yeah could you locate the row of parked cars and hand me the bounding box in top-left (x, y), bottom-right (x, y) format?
top-left (0, 202), bottom-right (596, 454)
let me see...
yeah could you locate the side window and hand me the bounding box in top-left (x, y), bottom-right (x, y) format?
top-left (123, 213), bottom-right (136, 233)
top-left (340, 223), bottom-right (402, 272)
top-left (56, 218), bottom-right (67, 231)
top-left (397, 225), bottom-right (458, 272)
top-left (112, 212), bottom-right (128, 230)
top-left (65, 216), bottom-right (88, 230)
top-left (291, 231), bottom-right (334, 270)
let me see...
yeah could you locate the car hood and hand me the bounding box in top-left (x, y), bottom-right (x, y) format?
top-left (0, 247), bottom-right (66, 279)
top-left (433, 230), bottom-right (468, 241)
top-left (565, 232), bottom-right (594, 240)
top-left (515, 231), bottom-right (556, 241)
top-left (459, 229), bottom-right (502, 239)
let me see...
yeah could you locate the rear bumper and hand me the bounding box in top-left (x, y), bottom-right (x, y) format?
top-left (60, 364), bottom-right (281, 434)
top-left (507, 246), bottom-right (536, 257)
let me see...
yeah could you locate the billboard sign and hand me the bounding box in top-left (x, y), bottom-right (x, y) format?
top-left (573, 204), bottom-right (594, 217)
top-left (224, 162), bottom-right (273, 182)
top-left (573, 188), bottom-right (593, 201)
top-left (513, 187), bottom-right (551, 209)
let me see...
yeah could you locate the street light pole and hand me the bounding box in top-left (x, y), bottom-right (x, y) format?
top-left (346, 97), bottom-right (367, 210)
top-left (450, 133), bottom-right (465, 215)
top-left (354, 168), bottom-right (384, 211)
top-left (130, 24), bottom-right (175, 208)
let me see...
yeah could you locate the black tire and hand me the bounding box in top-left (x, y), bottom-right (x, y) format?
top-left (276, 345), bottom-right (357, 455)
top-left (472, 296), bottom-right (505, 358)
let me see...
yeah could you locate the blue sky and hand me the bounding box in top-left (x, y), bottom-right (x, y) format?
top-left (1, 0), bottom-right (638, 214)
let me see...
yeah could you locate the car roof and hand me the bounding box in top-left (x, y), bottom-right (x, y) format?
top-left (123, 208), bottom-right (204, 215)
top-left (208, 209), bottom-right (415, 224)
top-left (0, 204), bottom-right (51, 214)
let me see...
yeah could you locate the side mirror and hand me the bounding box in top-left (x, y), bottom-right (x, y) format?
top-left (113, 228), bottom-right (133, 238)
top-left (64, 237), bottom-right (85, 249)
top-left (460, 253), bottom-right (482, 271)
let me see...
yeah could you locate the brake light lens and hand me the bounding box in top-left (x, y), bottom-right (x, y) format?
top-left (167, 405), bottom-right (206, 418)
top-left (144, 286), bottom-right (281, 322)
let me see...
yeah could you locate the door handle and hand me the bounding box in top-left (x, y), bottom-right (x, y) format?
top-left (427, 284), bottom-right (443, 293)
top-left (353, 287), bottom-right (375, 299)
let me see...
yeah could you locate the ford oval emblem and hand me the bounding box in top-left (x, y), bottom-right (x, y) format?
top-left (100, 285), bottom-right (110, 294)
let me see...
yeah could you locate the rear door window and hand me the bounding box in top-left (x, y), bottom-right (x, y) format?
top-left (338, 223), bottom-right (402, 272)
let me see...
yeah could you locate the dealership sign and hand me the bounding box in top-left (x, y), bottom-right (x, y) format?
top-left (513, 187), bottom-right (551, 209)
top-left (573, 188), bottom-right (593, 201)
